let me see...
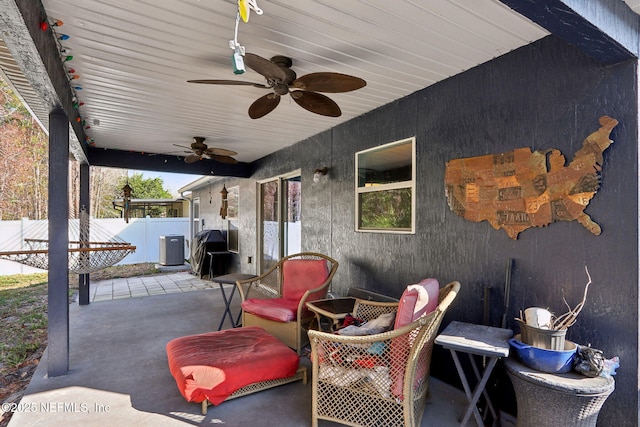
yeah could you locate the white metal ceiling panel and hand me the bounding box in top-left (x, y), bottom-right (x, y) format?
top-left (30, 0), bottom-right (548, 163)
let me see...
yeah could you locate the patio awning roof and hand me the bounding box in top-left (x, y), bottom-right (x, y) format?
top-left (0, 0), bottom-right (637, 176)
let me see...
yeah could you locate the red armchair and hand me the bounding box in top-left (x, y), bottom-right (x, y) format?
top-left (236, 252), bottom-right (339, 354)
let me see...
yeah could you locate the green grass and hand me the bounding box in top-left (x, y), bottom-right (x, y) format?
top-left (0, 276), bottom-right (49, 369)
top-left (0, 272), bottom-right (48, 290)
top-left (0, 263), bottom-right (159, 371)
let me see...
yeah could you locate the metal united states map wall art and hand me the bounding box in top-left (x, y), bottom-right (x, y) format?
top-left (444, 116), bottom-right (618, 239)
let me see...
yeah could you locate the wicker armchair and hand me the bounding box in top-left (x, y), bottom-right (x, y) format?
top-left (236, 252), bottom-right (338, 355)
top-left (308, 281), bottom-right (460, 427)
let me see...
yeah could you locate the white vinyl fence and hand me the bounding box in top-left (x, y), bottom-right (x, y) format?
top-left (0, 217), bottom-right (190, 275)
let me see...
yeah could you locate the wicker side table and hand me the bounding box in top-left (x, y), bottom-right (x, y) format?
top-left (306, 297), bottom-right (356, 331)
top-left (504, 357), bottom-right (614, 427)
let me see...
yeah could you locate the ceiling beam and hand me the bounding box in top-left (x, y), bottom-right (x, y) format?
top-left (88, 148), bottom-right (254, 178)
top-left (0, 0), bottom-right (88, 163)
top-left (500, 0), bottom-right (639, 64)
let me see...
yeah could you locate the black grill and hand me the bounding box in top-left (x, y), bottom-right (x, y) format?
top-left (190, 229), bottom-right (229, 278)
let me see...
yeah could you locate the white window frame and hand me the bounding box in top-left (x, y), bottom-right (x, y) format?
top-left (355, 137), bottom-right (416, 234)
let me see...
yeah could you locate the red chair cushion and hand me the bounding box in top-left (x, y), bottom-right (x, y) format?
top-left (241, 298), bottom-right (300, 322)
top-left (282, 259), bottom-right (329, 302)
top-left (166, 327), bottom-right (299, 405)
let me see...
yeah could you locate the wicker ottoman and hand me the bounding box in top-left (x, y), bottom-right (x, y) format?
top-left (505, 357), bottom-right (614, 427)
top-left (166, 326), bottom-right (307, 414)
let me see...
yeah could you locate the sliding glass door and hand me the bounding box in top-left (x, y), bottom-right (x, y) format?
top-left (259, 180), bottom-right (279, 272)
top-left (258, 171), bottom-right (301, 273)
top-left (283, 175), bottom-right (302, 256)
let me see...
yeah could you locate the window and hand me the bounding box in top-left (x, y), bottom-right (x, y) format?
top-left (227, 220), bottom-right (239, 253)
top-left (355, 137), bottom-right (415, 233)
top-left (193, 197), bottom-right (201, 234)
top-left (226, 185), bottom-right (239, 219)
top-left (226, 185), bottom-right (240, 253)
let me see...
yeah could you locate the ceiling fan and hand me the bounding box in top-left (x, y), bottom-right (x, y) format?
top-left (174, 137), bottom-right (238, 164)
top-left (188, 53), bottom-right (366, 119)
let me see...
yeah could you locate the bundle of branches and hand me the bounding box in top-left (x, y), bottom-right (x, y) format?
top-left (551, 266), bottom-right (592, 330)
top-left (514, 266), bottom-right (592, 331)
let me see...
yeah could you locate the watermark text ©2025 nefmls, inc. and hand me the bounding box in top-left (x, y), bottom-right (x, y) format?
top-left (2, 401), bottom-right (111, 414)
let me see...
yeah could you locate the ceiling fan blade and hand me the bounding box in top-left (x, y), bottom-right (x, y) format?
top-left (184, 154), bottom-right (202, 163)
top-left (187, 79), bottom-right (269, 88)
top-left (208, 154), bottom-right (238, 164)
top-left (290, 90), bottom-right (341, 117)
top-left (206, 147), bottom-right (238, 157)
top-left (292, 72), bottom-right (366, 93)
top-left (249, 93), bottom-right (281, 119)
top-left (173, 144), bottom-right (192, 150)
top-left (244, 53), bottom-right (288, 81)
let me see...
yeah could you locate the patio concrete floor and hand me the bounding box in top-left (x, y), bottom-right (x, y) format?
top-left (7, 271), bottom-right (501, 427)
top-left (88, 268), bottom-right (215, 302)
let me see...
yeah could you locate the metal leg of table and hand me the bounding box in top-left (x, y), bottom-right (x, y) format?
top-left (468, 353), bottom-right (498, 421)
top-left (234, 304), bottom-right (242, 327)
top-left (217, 283), bottom-right (240, 330)
top-left (450, 349), bottom-right (499, 427)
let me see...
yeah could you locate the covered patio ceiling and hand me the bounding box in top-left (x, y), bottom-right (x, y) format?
top-left (0, 0), bottom-right (637, 177)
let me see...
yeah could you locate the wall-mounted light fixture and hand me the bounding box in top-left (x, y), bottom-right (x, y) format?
top-left (314, 166), bottom-right (329, 183)
top-left (220, 185), bottom-right (229, 219)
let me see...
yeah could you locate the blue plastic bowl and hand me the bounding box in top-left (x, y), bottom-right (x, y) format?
top-left (509, 334), bottom-right (577, 374)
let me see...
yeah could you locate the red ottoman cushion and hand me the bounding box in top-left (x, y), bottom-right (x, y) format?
top-left (166, 326), bottom-right (300, 405)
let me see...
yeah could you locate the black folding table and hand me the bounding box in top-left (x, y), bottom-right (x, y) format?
top-left (211, 273), bottom-right (257, 330)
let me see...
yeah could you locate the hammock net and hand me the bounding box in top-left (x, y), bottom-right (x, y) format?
top-left (0, 209), bottom-right (135, 274)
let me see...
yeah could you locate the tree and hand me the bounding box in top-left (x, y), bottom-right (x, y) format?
top-left (118, 173), bottom-right (172, 199)
top-left (115, 173), bottom-right (173, 218)
top-left (68, 163), bottom-right (128, 219)
top-left (0, 77), bottom-right (173, 221)
top-left (90, 166), bottom-right (127, 218)
top-left (0, 79), bottom-right (48, 220)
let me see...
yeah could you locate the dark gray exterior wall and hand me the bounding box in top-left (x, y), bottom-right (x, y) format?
top-left (194, 35), bottom-right (638, 424)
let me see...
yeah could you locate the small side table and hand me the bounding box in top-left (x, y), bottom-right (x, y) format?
top-left (504, 357), bottom-right (614, 427)
top-left (435, 321), bottom-right (513, 427)
top-left (211, 273), bottom-right (257, 330)
top-left (306, 297), bottom-right (356, 331)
